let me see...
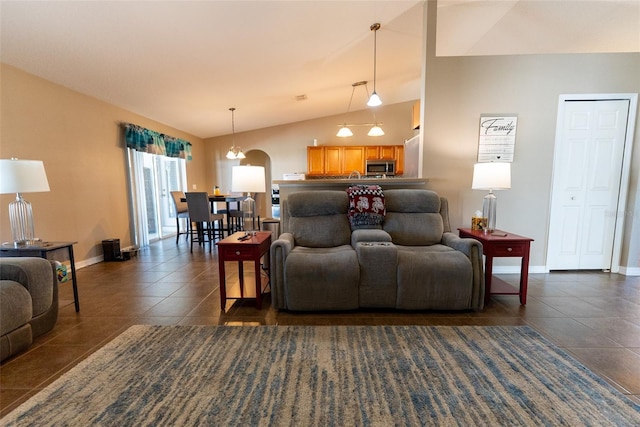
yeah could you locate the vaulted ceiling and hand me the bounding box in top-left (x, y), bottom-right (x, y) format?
top-left (1, 1), bottom-right (638, 139)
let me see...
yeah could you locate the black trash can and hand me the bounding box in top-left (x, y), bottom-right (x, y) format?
top-left (262, 218), bottom-right (280, 239)
top-left (102, 239), bottom-right (121, 262)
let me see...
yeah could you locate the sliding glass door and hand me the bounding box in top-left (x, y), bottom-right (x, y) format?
top-left (127, 150), bottom-right (187, 247)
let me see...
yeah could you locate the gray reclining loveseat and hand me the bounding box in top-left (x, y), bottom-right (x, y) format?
top-left (270, 188), bottom-right (484, 311)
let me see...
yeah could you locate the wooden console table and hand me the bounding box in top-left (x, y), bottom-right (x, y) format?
top-left (216, 231), bottom-right (271, 311)
top-left (458, 229), bottom-right (533, 305)
top-left (0, 241), bottom-right (80, 312)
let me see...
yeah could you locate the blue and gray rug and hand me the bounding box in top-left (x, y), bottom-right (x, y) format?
top-left (3, 325), bottom-right (639, 426)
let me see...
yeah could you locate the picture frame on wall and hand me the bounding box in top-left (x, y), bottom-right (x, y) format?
top-left (477, 114), bottom-right (517, 162)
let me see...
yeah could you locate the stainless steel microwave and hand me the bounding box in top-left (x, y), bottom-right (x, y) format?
top-left (365, 160), bottom-right (396, 176)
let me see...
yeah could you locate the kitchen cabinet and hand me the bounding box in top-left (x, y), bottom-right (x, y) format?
top-left (324, 146), bottom-right (343, 175)
top-left (412, 100), bottom-right (420, 130)
top-left (308, 145), bottom-right (403, 176)
top-left (307, 147), bottom-right (325, 175)
top-left (395, 145), bottom-right (404, 175)
top-left (365, 146), bottom-right (380, 160)
top-left (343, 147), bottom-right (365, 173)
top-left (325, 146), bottom-right (364, 175)
top-left (365, 145), bottom-right (398, 160)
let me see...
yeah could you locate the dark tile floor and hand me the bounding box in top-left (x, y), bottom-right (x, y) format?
top-left (2, 237), bottom-right (640, 417)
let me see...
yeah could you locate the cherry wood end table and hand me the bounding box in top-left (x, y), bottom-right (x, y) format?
top-left (216, 231), bottom-right (272, 311)
top-left (458, 228), bottom-right (534, 305)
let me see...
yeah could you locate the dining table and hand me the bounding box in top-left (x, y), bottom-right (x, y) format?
top-left (182, 194), bottom-right (246, 236)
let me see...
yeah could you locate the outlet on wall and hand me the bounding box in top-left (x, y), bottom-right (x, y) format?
top-left (192, 184), bottom-right (197, 189)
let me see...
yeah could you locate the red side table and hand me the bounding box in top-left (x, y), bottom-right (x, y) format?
top-left (458, 228), bottom-right (534, 305)
top-left (216, 231), bottom-right (271, 311)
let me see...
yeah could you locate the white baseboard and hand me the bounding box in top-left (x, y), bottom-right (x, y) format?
top-left (618, 266), bottom-right (640, 276)
top-left (75, 255), bottom-right (104, 270)
top-left (493, 265), bottom-right (640, 276)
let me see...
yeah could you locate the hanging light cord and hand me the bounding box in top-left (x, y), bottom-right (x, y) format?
top-left (371, 23), bottom-right (379, 93)
top-left (230, 107), bottom-right (236, 147)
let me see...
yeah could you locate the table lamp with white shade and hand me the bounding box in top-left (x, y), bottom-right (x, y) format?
top-left (471, 162), bottom-right (511, 233)
top-left (0, 158), bottom-right (51, 246)
top-left (231, 165), bottom-right (266, 232)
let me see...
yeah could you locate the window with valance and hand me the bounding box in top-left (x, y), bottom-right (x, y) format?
top-left (123, 123), bottom-right (192, 160)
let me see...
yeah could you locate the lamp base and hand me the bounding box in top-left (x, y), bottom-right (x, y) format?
top-left (482, 191), bottom-right (497, 233)
top-left (9, 193), bottom-right (38, 246)
top-left (241, 193), bottom-right (257, 232)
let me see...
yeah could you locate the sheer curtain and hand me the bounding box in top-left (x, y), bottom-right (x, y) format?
top-left (124, 124), bottom-right (190, 247)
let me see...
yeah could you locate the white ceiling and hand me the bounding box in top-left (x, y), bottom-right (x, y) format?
top-left (1, 1), bottom-right (638, 139)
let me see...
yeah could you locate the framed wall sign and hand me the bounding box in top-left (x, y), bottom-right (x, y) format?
top-left (477, 114), bottom-right (517, 162)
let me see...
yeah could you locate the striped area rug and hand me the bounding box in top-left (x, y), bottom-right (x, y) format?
top-left (3, 325), bottom-right (639, 426)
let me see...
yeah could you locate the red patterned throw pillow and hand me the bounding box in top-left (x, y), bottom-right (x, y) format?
top-left (346, 185), bottom-right (386, 229)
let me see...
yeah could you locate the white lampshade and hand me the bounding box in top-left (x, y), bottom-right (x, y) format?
top-left (336, 126), bottom-right (353, 137)
top-left (367, 125), bottom-right (385, 137)
top-left (231, 165), bottom-right (266, 193)
top-left (471, 162), bottom-right (511, 190)
top-left (0, 159), bottom-right (50, 194)
top-left (367, 92), bottom-right (382, 107)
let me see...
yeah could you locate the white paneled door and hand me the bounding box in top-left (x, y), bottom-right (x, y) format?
top-left (547, 99), bottom-right (630, 271)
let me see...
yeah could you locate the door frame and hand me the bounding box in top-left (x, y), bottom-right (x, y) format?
top-left (546, 93), bottom-right (638, 273)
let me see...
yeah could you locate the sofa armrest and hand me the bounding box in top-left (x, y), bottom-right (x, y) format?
top-left (351, 229), bottom-right (392, 247)
top-left (0, 257), bottom-right (54, 317)
top-left (270, 233), bottom-right (295, 309)
top-left (442, 232), bottom-right (480, 257)
top-left (441, 232), bottom-right (485, 310)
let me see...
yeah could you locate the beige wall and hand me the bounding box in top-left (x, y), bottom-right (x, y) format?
top-left (421, 1), bottom-right (640, 271)
top-left (0, 64), bottom-right (206, 265)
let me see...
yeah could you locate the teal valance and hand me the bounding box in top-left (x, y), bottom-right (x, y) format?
top-left (124, 123), bottom-right (192, 160)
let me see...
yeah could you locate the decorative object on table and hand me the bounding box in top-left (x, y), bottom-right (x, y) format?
top-left (336, 81), bottom-right (384, 137)
top-left (225, 107), bottom-right (246, 160)
top-left (471, 210), bottom-right (487, 231)
top-left (231, 165), bottom-right (266, 232)
top-left (5, 325), bottom-right (639, 425)
top-left (53, 261), bottom-right (68, 282)
top-left (0, 158), bottom-right (50, 246)
top-left (471, 162), bottom-right (511, 232)
top-left (367, 22), bottom-right (382, 107)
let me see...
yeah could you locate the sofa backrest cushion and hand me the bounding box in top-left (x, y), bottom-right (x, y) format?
top-left (382, 189), bottom-right (443, 246)
top-left (287, 191), bottom-right (351, 247)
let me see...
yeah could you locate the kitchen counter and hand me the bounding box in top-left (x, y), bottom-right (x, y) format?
top-left (273, 177), bottom-right (428, 187)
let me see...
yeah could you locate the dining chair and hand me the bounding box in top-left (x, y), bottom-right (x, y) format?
top-left (215, 195), bottom-right (244, 235)
top-left (170, 191), bottom-right (190, 244)
top-left (185, 192), bottom-right (225, 252)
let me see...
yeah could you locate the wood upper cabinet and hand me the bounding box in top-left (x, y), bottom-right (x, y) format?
top-left (395, 145), bottom-right (404, 175)
top-left (324, 146), bottom-right (343, 175)
top-left (307, 145), bottom-right (402, 176)
top-left (379, 145), bottom-right (396, 160)
top-left (412, 100), bottom-right (420, 130)
top-left (343, 146), bottom-right (365, 173)
top-left (365, 145), bottom-right (397, 160)
top-left (307, 146), bottom-right (325, 175)
top-left (325, 146), bottom-right (364, 175)
top-left (365, 146), bottom-right (380, 160)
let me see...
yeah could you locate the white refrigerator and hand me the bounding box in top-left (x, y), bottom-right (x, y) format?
top-left (403, 134), bottom-right (420, 178)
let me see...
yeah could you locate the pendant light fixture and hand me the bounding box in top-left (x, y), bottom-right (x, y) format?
top-left (367, 23), bottom-right (382, 107)
top-left (225, 107), bottom-right (245, 160)
top-left (335, 81), bottom-right (384, 137)
top-left (336, 82), bottom-right (359, 138)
